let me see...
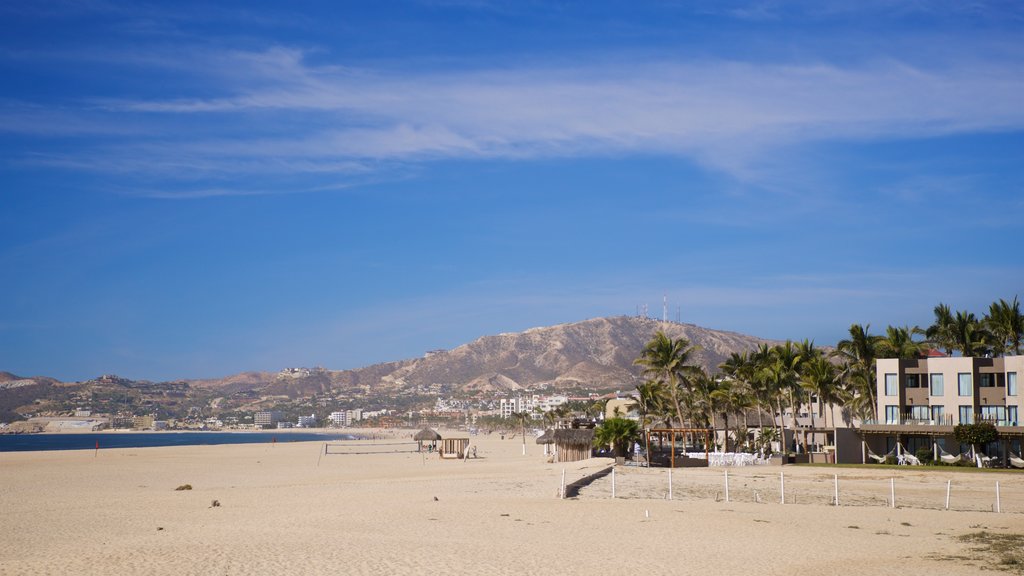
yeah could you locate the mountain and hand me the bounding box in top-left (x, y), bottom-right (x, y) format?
top-left (1, 316), bottom-right (778, 421)
top-left (326, 315), bottom-right (776, 395)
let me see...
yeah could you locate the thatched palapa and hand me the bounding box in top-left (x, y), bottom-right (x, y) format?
top-left (414, 428), bottom-right (442, 441)
top-left (535, 430), bottom-right (554, 445)
top-left (414, 428), bottom-right (441, 453)
top-left (553, 428), bottom-right (594, 463)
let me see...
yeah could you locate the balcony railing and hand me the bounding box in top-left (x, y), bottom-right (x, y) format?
top-left (864, 414), bottom-right (1019, 427)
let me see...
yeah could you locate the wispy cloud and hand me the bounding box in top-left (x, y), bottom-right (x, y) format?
top-left (8, 44), bottom-right (1024, 197)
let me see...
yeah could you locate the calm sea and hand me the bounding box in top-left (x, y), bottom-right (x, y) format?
top-left (0, 431), bottom-right (358, 452)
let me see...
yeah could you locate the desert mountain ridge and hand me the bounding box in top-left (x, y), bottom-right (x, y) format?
top-left (1, 316), bottom-right (783, 420)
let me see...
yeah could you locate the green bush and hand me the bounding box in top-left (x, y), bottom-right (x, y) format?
top-left (954, 422), bottom-right (998, 447)
top-left (915, 447), bottom-right (934, 464)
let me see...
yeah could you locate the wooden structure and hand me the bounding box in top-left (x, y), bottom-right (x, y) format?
top-left (646, 428), bottom-right (713, 468)
top-left (439, 436), bottom-right (469, 459)
top-left (413, 427), bottom-right (441, 452)
top-left (553, 429), bottom-right (594, 463)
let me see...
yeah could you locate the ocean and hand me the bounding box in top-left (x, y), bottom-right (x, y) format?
top-left (0, 431), bottom-right (358, 452)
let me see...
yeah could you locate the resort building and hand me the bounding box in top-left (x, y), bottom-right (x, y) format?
top-left (499, 396), bottom-right (536, 418)
top-left (862, 354), bottom-right (1024, 463)
top-left (254, 410), bottom-right (283, 429)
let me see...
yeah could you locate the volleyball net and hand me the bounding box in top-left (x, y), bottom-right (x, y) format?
top-left (323, 441), bottom-right (420, 455)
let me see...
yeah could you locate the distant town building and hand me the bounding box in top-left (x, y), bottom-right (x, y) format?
top-left (328, 411), bottom-right (350, 427)
top-left (296, 414), bottom-right (317, 428)
top-left (132, 415), bottom-right (154, 430)
top-left (500, 396), bottom-right (535, 418)
top-left (111, 414), bottom-right (135, 429)
top-left (254, 411), bottom-right (283, 429)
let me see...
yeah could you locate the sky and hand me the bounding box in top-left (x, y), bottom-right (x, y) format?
top-left (2, 1), bottom-right (1023, 382)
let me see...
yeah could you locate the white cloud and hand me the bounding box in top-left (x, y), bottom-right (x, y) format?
top-left (11, 46), bottom-right (1024, 196)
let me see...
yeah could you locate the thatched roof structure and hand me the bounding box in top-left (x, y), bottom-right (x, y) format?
top-left (414, 427), bottom-right (442, 441)
top-left (536, 430), bottom-right (554, 444)
top-left (553, 428), bottom-right (594, 447)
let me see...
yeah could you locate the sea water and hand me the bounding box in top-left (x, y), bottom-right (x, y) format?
top-left (0, 431), bottom-right (358, 452)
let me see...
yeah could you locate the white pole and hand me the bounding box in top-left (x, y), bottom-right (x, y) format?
top-left (780, 471), bottom-right (785, 504)
top-left (945, 479), bottom-right (951, 510)
top-left (834, 474), bottom-right (839, 507)
top-left (668, 468), bottom-right (673, 500)
top-left (890, 477), bottom-right (896, 509)
top-left (725, 470), bottom-right (730, 503)
top-left (996, 481), bottom-right (1001, 513)
top-left (560, 469), bottom-right (566, 500)
top-left (611, 468), bottom-right (616, 499)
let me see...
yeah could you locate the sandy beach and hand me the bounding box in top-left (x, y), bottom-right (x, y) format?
top-left (3, 430), bottom-right (1023, 576)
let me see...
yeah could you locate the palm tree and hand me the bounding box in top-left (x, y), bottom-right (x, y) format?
top-left (511, 411), bottom-right (531, 456)
top-left (635, 381), bottom-right (669, 429)
top-left (833, 324), bottom-right (883, 422)
top-left (951, 310), bottom-right (989, 357)
top-left (758, 342), bottom-right (803, 453)
top-left (799, 354), bottom-right (840, 448)
top-left (720, 351), bottom-right (765, 431)
top-left (985, 297), bottom-right (1024, 356)
top-left (710, 378), bottom-right (753, 452)
top-left (688, 367), bottom-right (719, 431)
top-left (593, 417), bottom-right (641, 459)
top-left (877, 325), bottom-right (928, 359)
top-left (926, 303), bottom-right (956, 355)
top-left (634, 331), bottom-right (699, 427)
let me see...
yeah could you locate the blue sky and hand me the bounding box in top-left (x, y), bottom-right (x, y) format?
top-left (2, 1), bottom-right (1023, 382)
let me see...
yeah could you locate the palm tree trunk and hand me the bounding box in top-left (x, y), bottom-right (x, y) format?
top-left (723, 413), bottom-right (730, 452)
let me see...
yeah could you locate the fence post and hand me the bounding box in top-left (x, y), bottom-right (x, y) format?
top-left (611, 468), bottom-right (616, 499)
top-left (834, 474), bottom-right (839, 507)
top-left (668, 468), bottom-right (673, 500)
top-left (560, 469), bottom-right (566, 500)
top-left (725, 470), bottom-right (730, 503)
top-left (945, 479), bottom-right (951, 510)
top-left (780, 471), bottom-right (785, 504)
top-left (996, 481), bottom-right (1001, 513)
top-left (890, 477), bottom-right (896, 509)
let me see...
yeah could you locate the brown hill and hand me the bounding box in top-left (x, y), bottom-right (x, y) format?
top-left (328, 315), bottom-right (776, 395)
top-left (2, 317), bottom-right (778, 417)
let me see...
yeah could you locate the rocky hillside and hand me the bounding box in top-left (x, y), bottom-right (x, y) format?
top-left (333, 315), bottom-right (775, 395)
top-left (1, 317), bottom-right (778, 420)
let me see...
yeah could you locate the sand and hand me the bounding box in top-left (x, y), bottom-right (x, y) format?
top-left (2, 430), bottom-right (1023, 575)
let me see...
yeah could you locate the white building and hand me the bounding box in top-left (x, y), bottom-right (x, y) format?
top-left (297, 414), bottom-right (317, 428)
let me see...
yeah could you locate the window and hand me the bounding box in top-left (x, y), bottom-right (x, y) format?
top-left (905, 375), bottom-right (920, 388)
top-left (929, 373), bottom-right (944, 396)
top-left (931, 405), bottom-right (945, 424)
top-left (910, 406), bottom-right (929, 420)
top-left (1009, 372), bottom-right (1018, 397)
top-left (885, 373), bottom-right (898, 396)
top-left (958, 373), bottom-right (973, 396)
top-left (959, 405), bottom-right (974, 424)
top-left (1009, 406), bottom-right (1019, 426)
top-left (980, 405), bottom-right (1006, 422)
top-left (880, 403), bottom-right (897, 422)
top-left (980, 374), bottom-right (995, 387)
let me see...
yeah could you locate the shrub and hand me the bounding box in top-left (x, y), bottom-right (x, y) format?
top-left (915, 447), bottom-right (934, 464)
top-left (175, 484), bottom-right (192, 491)
top-left (954, 422), bottom-right (998, 447)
